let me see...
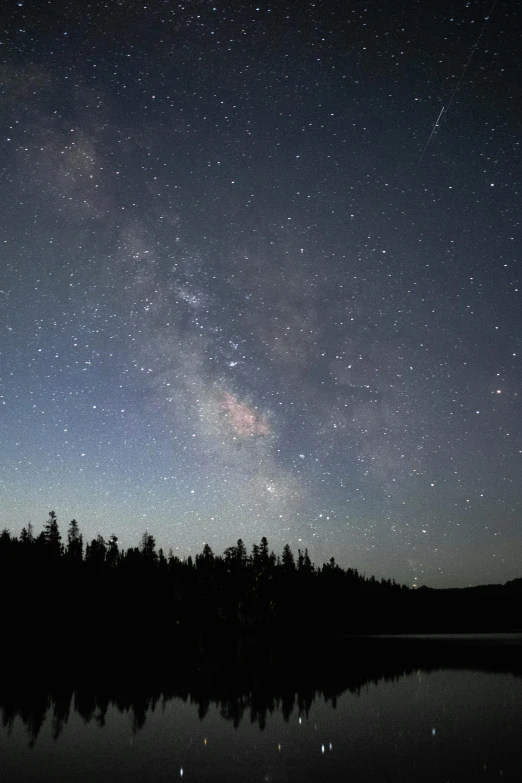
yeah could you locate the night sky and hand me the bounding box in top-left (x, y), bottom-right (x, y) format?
top-left (1, 0), bottom-right (520, 588)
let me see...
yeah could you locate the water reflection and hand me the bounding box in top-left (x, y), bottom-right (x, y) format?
top-left (2, 636), bottom-right (521, 744)
top-left (1, 637), bottom-right (522, 782)
top-left (1, 668), bottom-right (404, 745)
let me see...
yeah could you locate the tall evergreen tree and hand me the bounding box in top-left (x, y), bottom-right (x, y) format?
top-left (282, 543), bottom-right (295, 573)
top-left (140, 531), bottom-right (157, 562)
top-left (224, 538), bottom-right (248, 571)
top-left (66, 519), bottom-right (83, 561)
top-left (196, 543), bottom-right (214, 571)
top-left (20, 523), bottom-right (34, 546)
top-left (85, 534), bottom-right (107, 571)
top-left (259, 536), bottom-right (269, 567)
top-left (106, 534), bottom-right (120, 568)
top-left (43, 511), bottom-right (62, 560)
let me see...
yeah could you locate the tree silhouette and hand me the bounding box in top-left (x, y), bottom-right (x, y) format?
top-left (85, 534), bottom-right (107, 573)
top-left (140, 531), bottom-right (157, 563)
top-left (66, 519), bottom-right (83, 562)
top-left (282, 543), bottom-right (295, 573)
top-left (20, 523), bottom-right (34, 546)
top-left (106, 534), bottom-right (120, 568)
top-left (42, 511), bottom-right (62, 560)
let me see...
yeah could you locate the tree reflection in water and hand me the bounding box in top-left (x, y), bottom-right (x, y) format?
top-left (2, 636), bottom-right (521, 746)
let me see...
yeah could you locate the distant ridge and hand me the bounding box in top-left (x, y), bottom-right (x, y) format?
top-left (418, 578), bottom-right (522, 594)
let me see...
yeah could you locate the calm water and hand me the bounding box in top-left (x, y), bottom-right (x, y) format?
top-left (1, 660), bottom-right (521, 783)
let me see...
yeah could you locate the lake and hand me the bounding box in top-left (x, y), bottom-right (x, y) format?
top-left (1, 636), bottom-right (521, 782)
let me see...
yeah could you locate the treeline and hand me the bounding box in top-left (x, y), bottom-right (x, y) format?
top-left (0, 512), bottom-right (403, 594)
top-left (0, 512), bottom-right (405, 643)
top-left (0, 513), bottom-right (520, 645)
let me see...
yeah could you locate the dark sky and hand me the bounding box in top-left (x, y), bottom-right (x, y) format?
top-left (0, 0), bottom-right (520, 587)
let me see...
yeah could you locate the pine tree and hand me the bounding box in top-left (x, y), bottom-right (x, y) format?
top-left (106, 534), bottom-right (120, 568)
top-left (196, 543), bottom-right (214, 571)
top-left (20, 523), bottom-right (34, 545)
top-left (140, 531), bottom-right (157, 562)
top-left (85, 534), bottom-right (107, 571)
top-left (259, 536), bottom-right (269, 567)
top-left (282, 543), bottom-right (295, 573)
top-left (43, 511), bottom-right (62, 560)
top-left (236, 538), bottom-right (247, 565)
top-left (66, 519), bottom-right (83, 561)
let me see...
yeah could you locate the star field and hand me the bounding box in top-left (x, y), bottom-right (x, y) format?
top-left (0, 0), bottom-right (520, 587)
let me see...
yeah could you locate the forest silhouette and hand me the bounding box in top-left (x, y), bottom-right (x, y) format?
top-left (1, 512), bottom-right (520, 661)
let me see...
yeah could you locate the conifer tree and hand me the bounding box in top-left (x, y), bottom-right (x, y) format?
top-left (106, 534), bottom-right (120, 568)
top-left (66, 519), bottom-right (83, 561)
top-left (282, 543), bottom-right (295, 572)
top-left (20, 523), bottom-right (34, 545)
top-left (43, 511), bottom-right (62, 560)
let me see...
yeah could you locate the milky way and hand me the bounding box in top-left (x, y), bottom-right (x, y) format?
top-left (0, 0), bottom-right (520, 586)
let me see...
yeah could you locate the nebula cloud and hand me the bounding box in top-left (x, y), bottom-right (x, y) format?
top-left (219, 392), bottom-right (270, 439)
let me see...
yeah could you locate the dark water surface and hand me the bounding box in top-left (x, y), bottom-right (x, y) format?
top-left (1, 636), bottom-right (521, 782)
